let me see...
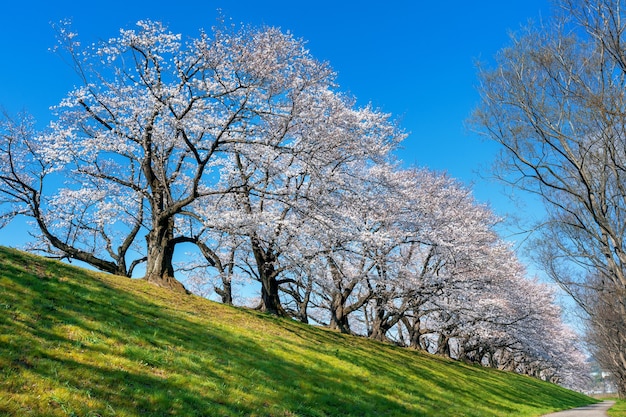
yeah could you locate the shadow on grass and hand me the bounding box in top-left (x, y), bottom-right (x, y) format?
top-left (0, 247), bottom-right (592, 417)
top-left (267, 305), bottom-right (593, 416)
top-left (1, 247), bottom-right (421, 416)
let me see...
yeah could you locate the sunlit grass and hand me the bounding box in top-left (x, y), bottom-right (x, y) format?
top-left (0, 246), bottom-right (594, 416)
top-left (608, 399), bottom-right (626, 416)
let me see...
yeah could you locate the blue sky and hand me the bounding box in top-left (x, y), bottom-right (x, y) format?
top-left (0, 0), bottom-right (551, 246)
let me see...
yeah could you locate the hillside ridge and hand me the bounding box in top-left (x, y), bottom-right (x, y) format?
top-left (0, 246), bottom-right (593, 416)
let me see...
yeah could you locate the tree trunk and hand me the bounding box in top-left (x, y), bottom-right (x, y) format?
top-left (369, 297), bottom-right (396, 342)
top-left (215, 277), bottom-right (233, 305)
top-left (329, 291), bottom-right (351, 333)
top-left (401, 316), bottom-right (423, 350)
top-left (144, 219), bottom-right (187, 293)
top-left (369, 305), bottom-right (387, 341)
top-left (616, 375), bottom-right (626, 399)
top-left (295, 282), bottom-right (311, 324)
top-left (281, 280), bottom-right (312, 323)
top-left (259, 269), bottom-right (284, 315)
top-left (250, 237), bottom-right (285, 315)
top-left (257, 251), bottom-right (284, 315)
top-left (194, 238), bottom-right (234, 304)
top-left (436, 334), bottom-right (451, 357)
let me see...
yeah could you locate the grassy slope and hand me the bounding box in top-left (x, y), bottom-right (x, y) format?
top-left (0, 246), bottom-right (594, 417)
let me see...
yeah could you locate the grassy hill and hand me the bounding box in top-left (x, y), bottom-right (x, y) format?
top-left (0, 246), bottom-right (594, 416)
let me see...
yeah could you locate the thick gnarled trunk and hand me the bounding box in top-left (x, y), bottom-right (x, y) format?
top-left (259, 271), bottom-right (283, 315)
top-left (328, 292), bottom-right (352, 333)
top-left (369, 303), bottom-right (391, 342)
top-left (215, 278), bottom-right (233, 305)
top-left (144, 218), bottom-right (187, 293)
top-left (250, 238), bottom-right (285, 315)
top-left (325, 256), bottom-right (372, 334)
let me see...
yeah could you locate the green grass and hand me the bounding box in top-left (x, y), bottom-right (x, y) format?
top-left (608, 399), bottom-right (626, 416)
top-left (0, 246), bottom-right (595, 416)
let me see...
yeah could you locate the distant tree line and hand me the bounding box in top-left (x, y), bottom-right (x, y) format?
top-left (0, 19), bottom-right (587, 389)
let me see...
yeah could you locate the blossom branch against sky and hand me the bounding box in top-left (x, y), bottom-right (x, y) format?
top-left (0, 0), bottom-right (549, 247)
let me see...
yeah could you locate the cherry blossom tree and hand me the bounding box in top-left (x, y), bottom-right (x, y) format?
top-left (0, 17), bottom-right (589, 386)
top-left (310, 163), bottom-right (589, 385)
top-left (306, 163), bottom-right (419, 334)
top-left (191, 72), bottom-right (400, 313)
top-left (354, 167), bottom-right (503, 346)
top-left (0, 111), bottom-right (145, 277)
top-left (1, 20), bottom-right (401, 296)
top-left (307, 164), bottom-right (509, 345)
top-left (175, 227), bottom-right (242, 305)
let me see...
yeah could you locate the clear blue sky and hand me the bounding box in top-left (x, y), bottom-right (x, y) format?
top-left (0, 0), bottom-right (551, 246)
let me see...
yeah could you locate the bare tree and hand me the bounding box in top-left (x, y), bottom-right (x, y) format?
top-left (584, 275), bottom-right (626, 395)
top-left (472, 0), bottom-right (626, 396)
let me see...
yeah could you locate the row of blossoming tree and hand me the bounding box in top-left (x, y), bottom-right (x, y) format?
top-left (0, 20), bottom-right (587, 388)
